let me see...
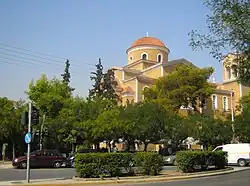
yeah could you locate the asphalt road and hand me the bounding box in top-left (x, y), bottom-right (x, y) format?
top-left (109, 169), bottom-right (250, 186)
top-left (0, 166), bottom-right (177, 182)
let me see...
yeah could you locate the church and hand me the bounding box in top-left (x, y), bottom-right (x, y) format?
top-left (112, 36), bottom-right (250, 116)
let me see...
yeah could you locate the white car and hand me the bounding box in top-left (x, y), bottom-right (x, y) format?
top-left (213, 143), bottom-right (250, 167)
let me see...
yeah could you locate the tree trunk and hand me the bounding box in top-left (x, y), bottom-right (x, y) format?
top-left (144, 142), bottom-right (149, 152)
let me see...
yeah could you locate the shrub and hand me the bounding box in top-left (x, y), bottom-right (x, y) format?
top-left (134, 152), bottom-right (164, 175)
top-left (176, 150), bottom-right (227, 173)
top-left (75, 153), bottom-right (134, 178)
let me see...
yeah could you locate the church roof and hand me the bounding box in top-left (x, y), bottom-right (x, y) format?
top-left (130, 36), bottom-right (166, 48)
top-left (137, 75), bottom-right (156, 85)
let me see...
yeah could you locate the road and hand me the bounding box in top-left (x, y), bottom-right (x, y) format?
top-left (116, 169), bottom-right (250, 186)
top-left (0, 166), bottom-right (176, 181)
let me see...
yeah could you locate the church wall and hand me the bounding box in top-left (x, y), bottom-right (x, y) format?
top-left (221, 81), bottom-right (241, 105)
top-left (124, 72), bottom-right (136, 80)
top-left (114, 70), bottom-right (123, 80)
top-left (137, 82), bottom-right (151, 102)
top-left (127, 62), bottom-right (144, 71)
top-left (143, 63), bottom-right (155, 70)
top-left (142, 66), bottom-right (162, 79)
top-left (128, 48), bottom-right (168, 64)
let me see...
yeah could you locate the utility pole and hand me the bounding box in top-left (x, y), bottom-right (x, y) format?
top-left (26, 102), bottom-right (32, 183)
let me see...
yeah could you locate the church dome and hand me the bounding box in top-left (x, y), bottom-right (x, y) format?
top-left (131, 36), bottom-right (166, 48)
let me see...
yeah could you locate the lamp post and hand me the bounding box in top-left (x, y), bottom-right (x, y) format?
top-left (230, 90), bottom-right (235, 143)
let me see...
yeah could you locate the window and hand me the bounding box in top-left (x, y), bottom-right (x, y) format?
top-left (157, 54), bottom-right (162, 62)
top-left (211, 94), bottom-right (217, 110)
top-left (231, 65), bottom-right (238, 78)
top-left (141, 53), bottom-right (148, 60)
top-left (130, 56), bottom-right (133, 61)
top-left (222, 96), bottom-right (228, 111)
top-left (214, 147), bottom-right (223, 151)
top-left (226, 67), bottom-right (231, 79)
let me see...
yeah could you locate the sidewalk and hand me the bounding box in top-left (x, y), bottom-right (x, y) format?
top-left (0, 161), bottom-right (12, 169)
top-left (0, 166), bottom-right (249, 186)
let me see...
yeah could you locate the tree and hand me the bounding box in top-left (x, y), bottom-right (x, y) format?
top-left (187, 114), bottom-right (232, 147)
top-left (234, 93), bottom-right (250, 142)
top-left (89, 58), bottom-right (104, 100)
top-left (133, 102), bottom-right (167, 151)
top-left (144, 64), bottom-right (214, 113)
top-left (189, 0), bottom-right (250, 85)
top-left (103, 69), bottom-right (119, 104)
top-left (61, 59), bottom-right (75, 93)
top-left (0, 97), bottom-right (25, 159)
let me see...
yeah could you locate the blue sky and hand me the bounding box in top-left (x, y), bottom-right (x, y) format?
top-left (0, 0), bottom-right (222, 100)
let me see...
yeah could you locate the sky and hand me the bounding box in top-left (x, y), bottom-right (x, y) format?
top-left (0, 0), bottom-right (222, 100)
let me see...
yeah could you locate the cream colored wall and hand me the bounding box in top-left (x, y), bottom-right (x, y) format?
top-left (128, 48), bottom-right (168, 64)
top-left (221, 81), bottom-right (240, 105)
top-left (142, 66), bottom-right (162, 79)
top-left (127, 62), bottom-right (144, 71)
top-left (124, 72), bottom-right (136, 80)
top-left (114, 70), bottom-right (123, 80)
top-left (143, 63), bottom-right (155, 70)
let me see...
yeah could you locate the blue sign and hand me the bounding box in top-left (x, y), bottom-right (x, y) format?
top-left (25, 132), bottom-right (32, 144)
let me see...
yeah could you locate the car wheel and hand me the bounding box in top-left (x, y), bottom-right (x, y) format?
top-left (238, 159), bottom-right (246, 167)
top-left (53, 162), bottom-right (61, 168)
top-left (20, 161), bottom-right (27, 169)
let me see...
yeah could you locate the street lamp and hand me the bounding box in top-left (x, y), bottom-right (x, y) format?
top-left (230, 90), bottom-right (236, 143)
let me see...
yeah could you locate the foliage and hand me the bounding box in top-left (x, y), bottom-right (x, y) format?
top-left (75, 152), bottom-right (134, 178)
top-left (0, 97), bottom-right (25, 159)
top-left (144, 64), bottom-right (214, 112)
top-left (176, 150), bottom-right (227, 173)
top-left (189, 0), bottom-right (250, 85)
top-left (187, 115), bottom-right (233, 146)
top-left (134, 152), bottom-right (164, 175)
top-left (89, 58), bottom-right (104, 100)
top-left (61, 59), bottom-right (75, 93)
top-left (234, 93), bottom-right (250, 142)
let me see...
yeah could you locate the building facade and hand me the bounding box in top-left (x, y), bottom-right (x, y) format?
top-left (112, 36), bottom-right (250, 116)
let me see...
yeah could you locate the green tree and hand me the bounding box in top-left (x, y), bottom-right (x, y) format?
top-left (0, 97), bottom-right (25, 159)
top-left (187, 114), bottom-right (232, 147)
top-left (103, 69), bottom-right (119, 104)
top-left (234, 93), bottom-right (250, 142)
top-left (144, 64), bottom-right (214, 113)
top-left (189, 0), bottom-right (250, 86)
top-left (61, 59), bottom-right (75, 93)
top-left (133, 102), bottom-right (167, 151)
top-left (89, 58), bottom-right (104, 100)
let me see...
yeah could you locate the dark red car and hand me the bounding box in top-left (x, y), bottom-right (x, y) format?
top-left (12, 149), bottom-right (66, 169)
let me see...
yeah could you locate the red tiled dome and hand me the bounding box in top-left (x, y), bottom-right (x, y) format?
top-left (130, 37), bottom-right (166, 48)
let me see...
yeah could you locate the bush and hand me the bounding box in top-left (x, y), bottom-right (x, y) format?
top-left (176, 151), bottom-right (227, 173)
top-left (75, 152), bottom-right (164, 178)
top-left (75, 153), bottom-right (134, 178)
top-left (134, 152), bottom-right (164, 175)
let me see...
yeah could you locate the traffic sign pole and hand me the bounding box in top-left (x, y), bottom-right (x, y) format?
top-left (26, 102), bottom-right (32, 183)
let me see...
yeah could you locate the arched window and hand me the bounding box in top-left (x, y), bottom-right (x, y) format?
top-left (226, 67), bottom-right (231, 80)
top-left (211, 94), bottom-right (218, 110)
top-left (231, 65), bottom-right (238, 78)
top-left (157, 54), bottom-right (162, 62)
top-left (222, 96), bottom-right (228, 111)
top-left (141, 53), bottom-right (148, 60)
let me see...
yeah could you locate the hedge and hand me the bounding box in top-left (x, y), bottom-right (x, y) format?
top-left (75, 152), bottom-right (163, 178)
top-left (176, 151), bottom-right (227, 173)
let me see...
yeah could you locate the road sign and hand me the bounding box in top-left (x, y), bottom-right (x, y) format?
top-left (25, 132), bottom-right (32, 144)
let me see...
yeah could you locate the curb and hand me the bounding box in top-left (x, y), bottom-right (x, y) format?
top-left (1, 167), bottom-right (249, 185)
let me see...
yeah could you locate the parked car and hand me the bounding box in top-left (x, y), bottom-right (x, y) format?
top-left (12, 149), bottom-right (67, 169)
top-left (163, 154), bottom-right (177, 165)
top-left (67, 148), bottom-right (108, 168)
